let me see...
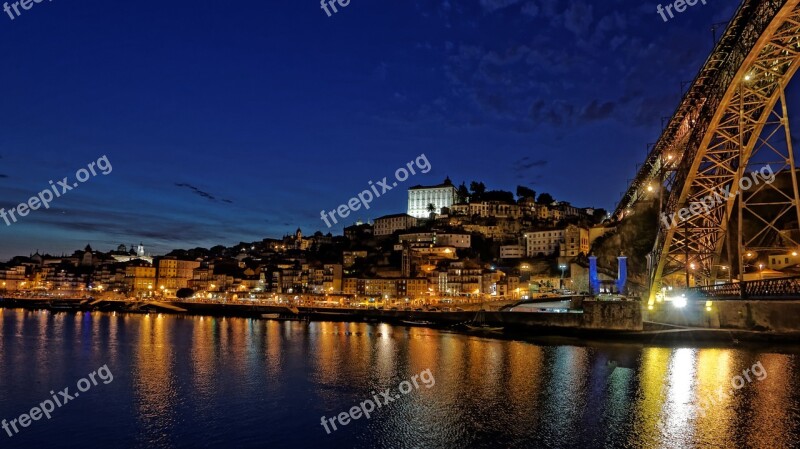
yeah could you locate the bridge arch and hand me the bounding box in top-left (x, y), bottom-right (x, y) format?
top-left (616, 0), bottom-right (800, 301)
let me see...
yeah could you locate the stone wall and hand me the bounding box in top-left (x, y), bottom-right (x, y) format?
top-left (646, 300), bottom-right (800, 332)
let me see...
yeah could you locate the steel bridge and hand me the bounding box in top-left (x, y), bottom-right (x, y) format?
top-left (615, 0), bottom-right (800, 303)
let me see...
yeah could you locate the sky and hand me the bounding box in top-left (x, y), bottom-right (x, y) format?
top-left (0, 0), bottom-right (750, 259)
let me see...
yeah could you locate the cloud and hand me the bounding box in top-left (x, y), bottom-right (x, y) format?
top-left (478, 0), bottom-right (523, 13)
top-left (529, 99), bottom-right (576, 126)
top-left (564, 2), bottom-right (594, 37)
top-left (516, 156), bottom-right (548, 169)
top-left (0, 174), bottom-right (8, 179)
top-left (521, 2), bottom-right (538, 17)
top-left (580, 100), bottom-right (616, 121)
top-left (175, 183), bottom-right (234, 204)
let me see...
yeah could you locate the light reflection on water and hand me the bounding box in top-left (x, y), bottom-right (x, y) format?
top-left (0, 309), bottom-right (799, 449)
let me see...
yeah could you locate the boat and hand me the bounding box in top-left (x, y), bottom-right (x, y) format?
top-left (401, 320), bottom-right (434, 326)
top-left (48, 301), bottom-right (83, 311)
top-left (466, 309), bottom-right (504, 332)
top-left (260, 313), bottom-right (280, 319)
top-left (314, 311), bottom-right (355, 316)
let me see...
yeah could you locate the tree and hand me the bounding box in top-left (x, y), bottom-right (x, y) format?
top-left (483, 190), bottom-right (515, 203)
top-left (176, 288), bottom-right (194, 299)
top-left (592, 208), bottom-right (608, 223)
top-left (516, 185), bottom-right (536, 199)
top-left (427, 203), bottom-right (437, 220)
top-left (536, 192), bottom-right (555, 205)
top-left (456, 182), bottom-right (470, 204)
top-left (469, 181), bottom-right (486, 201)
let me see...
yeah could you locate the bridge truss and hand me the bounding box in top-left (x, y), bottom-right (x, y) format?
top-left (615, 0), bottom-right (800, 301)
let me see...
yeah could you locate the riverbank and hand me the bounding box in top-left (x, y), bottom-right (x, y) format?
top-left (3, 296), bottom-right (798, 344)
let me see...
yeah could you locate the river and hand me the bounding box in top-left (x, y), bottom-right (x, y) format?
top-left (0, 309), bottom-right (798, 448)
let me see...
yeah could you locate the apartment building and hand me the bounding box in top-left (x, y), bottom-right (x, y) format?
top-left (524, 229), bottom-right (566, 257)
top-left (156, 258), bottom-right (201, 296)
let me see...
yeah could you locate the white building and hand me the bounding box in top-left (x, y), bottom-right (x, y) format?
top-left (407, 178), bottom-right (458, 219)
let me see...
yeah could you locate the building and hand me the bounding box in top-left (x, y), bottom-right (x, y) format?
top-left (0, 265), bottom-right (27, 290)
top-left (407, 178), bottom-right (458, 219)
top-left (450, 201), bottom-right (520, 219)
top-left (343, 250), bottom-right (368, 268)
top-left (344, 277), bottom-right (429, 299)
top-left (500, 245), bottom-right (525, 259)
top-left (125, 262), bottom-right (157, 295)
top-left (559, 225), bottom-right (590, 259)
top-left (309, 264), bottom-right (343, 293)
top-left (374, 214), bottom-right (417, 237)
top-left (524, 229), bottom-right (566, 257)
top-left (767, 251), bottom-right (800, 271)
top-left (398, 232), bottom-right (471, 248)
top-left (344, 222), bottom-right (373, 240)
top-left (156, 258), bottom-right (201, 297)
top-left (397, 278), bottom-right (428, 299)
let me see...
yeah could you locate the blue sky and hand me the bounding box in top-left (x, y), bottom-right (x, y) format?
top-left (0, 0), bottom-right (751, 259)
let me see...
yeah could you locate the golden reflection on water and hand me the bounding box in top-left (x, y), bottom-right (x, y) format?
top-left (133, 314), bottom-right (178, 438)
top-left (506, 342), bottom-right (545, 414)
top-left (4, 309), bottom-right (799, 448)
top-left (264, 321), bottom-right (284, 379)
top-left (629, 347), bottom-right (799, 449)
top-left (746, 354), bottom-right (795, 449)
top-left (694, 349), bottom-right (734, 446)
top-left (634, 347), bottom-right (671, 448)
top-left (190, 316), bottom-right (216, 403)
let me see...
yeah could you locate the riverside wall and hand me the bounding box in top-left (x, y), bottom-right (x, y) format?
top-left (0, 297), bottom-right (643, 332)
top-left (646, 299), bottom-right (800, 332)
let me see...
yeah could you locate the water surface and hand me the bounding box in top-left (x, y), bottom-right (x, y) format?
top-left (1, 309), bottom-right (799, 448)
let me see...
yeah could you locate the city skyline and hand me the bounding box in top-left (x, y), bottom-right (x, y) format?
top-left (0, 0), bottom-right (754, 260)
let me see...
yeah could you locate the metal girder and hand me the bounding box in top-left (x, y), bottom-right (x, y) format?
top-left (614, 0), bottom-right (800, 302)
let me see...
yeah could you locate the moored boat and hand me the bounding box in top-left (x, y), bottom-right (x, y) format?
top-left (401, 320), bottom-right (434, 326)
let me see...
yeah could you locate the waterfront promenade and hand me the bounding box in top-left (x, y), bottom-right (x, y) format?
top-left (7, 294), bottom-right (799, 343)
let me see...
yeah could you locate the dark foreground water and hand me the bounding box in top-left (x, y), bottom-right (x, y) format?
top-left (1, 309), bottom-right (800, 448)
